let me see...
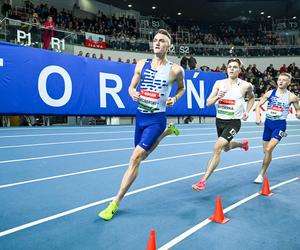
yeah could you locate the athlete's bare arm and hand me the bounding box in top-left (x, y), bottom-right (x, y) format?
top-left (128, 59), bottom-right (146, 101)
top-left (290, 93), bottom-right (300, 119)
top-left (242, 83), bottom-right (255, 120)
top-left (206, 80), bottom-right (224, 106)
top-left (255, 90), bottom-right (272, 125)
top-left (167, 65), bottom-right (185, 107)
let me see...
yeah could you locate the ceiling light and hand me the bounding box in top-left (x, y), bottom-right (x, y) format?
top-left (152, 6), bottom-right (156, 10)
top-left (177, 12), bottom-right (182, 16)
top-left (267, 15), bottom-right (271, 18)
top-left (248, 10), bottom-right (252, 14)
top-left (260, 12), bottom-right (264, 15)
top-left (293, 16), bottom-right (297, 19)
top-left (128, 4), bottom-right (132, 8)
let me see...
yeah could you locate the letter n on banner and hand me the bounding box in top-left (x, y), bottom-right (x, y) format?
top-left (187, 79), bottom-right (204, 109)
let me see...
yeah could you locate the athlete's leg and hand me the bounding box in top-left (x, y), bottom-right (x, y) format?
top-left (254, 120), bottom-right (285, 183)
top-left (258, 138), bottom-right (280, 176)
top-left (99, 145), bottom-right (147, 220)
top-left (147, 123), bottom-right (179, 155)
top-left (114, 145), bottom-right (148, 204)
top-left (223, 140), bottom-right (248, 152)
top-left (192, 137), bottom-right (229, 191)
top-left (201, 137), bottom-right (229, 181)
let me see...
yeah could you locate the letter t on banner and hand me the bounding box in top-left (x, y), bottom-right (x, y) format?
top-left (99, 73), bottom-right (125, 108)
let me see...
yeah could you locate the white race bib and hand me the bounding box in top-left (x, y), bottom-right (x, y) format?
top-left (138, 89), bottom-right (159, 112)
top-left (266, 106), bottom-right (283, 119)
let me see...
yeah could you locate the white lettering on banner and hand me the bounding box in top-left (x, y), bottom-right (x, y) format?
top-left (38, 66), bottom-right (72, 107)
top-left (187, 79), bottom-right (205, 109)
top-left (51, 38), bottom-right (65, 51)
top-left (17, 30), bottom-right (31, 45)
top-left (99, 73), bottom-right (125, 108)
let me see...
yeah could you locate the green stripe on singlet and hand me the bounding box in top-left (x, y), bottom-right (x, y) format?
top-left (217, 110), bottom-right (235, 116)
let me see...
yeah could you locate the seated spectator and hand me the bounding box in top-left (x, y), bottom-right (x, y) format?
top-left (251, 64), bottom-right (261, 77)
top-left (214, 66), bottom-right (221, 72)
top-left (77, 51), bottom-right (83, 56)
top-left (188, 55), bottom-right (197, 70)
top-left (288, 62), bottom-right (299, 76)
top-left (279, 64), bottom-right (288, 73)
top-left (92, 53), bottom-right (97, 58)
top-left (180, 55), bottom-right (188, 69)
top-left (266, 63), bottom-right (276, 77)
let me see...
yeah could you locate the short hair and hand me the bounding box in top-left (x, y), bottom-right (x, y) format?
top-left (279, 72), bottom-right (292, 82)
top-left (227, 58), bottom-right (243, 67)
top-left (156, 29), bottom-right (172, 41)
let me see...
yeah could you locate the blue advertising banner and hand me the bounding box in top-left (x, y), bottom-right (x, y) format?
top-left (0, 41), bottom-right (226, 116)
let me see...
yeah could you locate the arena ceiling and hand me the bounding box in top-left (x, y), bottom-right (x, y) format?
top-left (97, 0), bottom-right (299, 23)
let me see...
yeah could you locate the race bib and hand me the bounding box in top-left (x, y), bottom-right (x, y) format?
top-left (217, 99), bottom-right (236, 117)
top-left (138, 89), bottom-right (159, 112)
top-left (266, 106), bottom-right (283, 119)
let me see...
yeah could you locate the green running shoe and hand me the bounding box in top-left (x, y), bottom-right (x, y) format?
top-left (168, 123), bottom-right (180, 136)
top-left (98, 201), bottom-right (118, 221)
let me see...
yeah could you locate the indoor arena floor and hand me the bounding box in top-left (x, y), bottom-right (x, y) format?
top-left (0, 122), bottom-right (299, 249)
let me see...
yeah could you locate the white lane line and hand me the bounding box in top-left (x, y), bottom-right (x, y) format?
top-left (1, 133), bottom-right (300, 149)
top-left (0, 123), bottom-right (299, 133)
top-left (0, 137), bottom-right (300, 165)
top-left (158, 177), bottom-right (299, 250)
top-left (0, 124), bottom-right (260, 135)
top-left (0, 154), bottom-right (299, 237)
top-left (0, 58), bottom-right (3, 67)
top-left (0, 127), bottom-right (299, 139)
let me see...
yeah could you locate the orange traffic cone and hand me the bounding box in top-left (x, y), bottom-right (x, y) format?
top-left (146, 229), bottom-right (156, 250)
top-left (259, 176), bottom-right (273, 196)
top-left (208, 195), bottom-right (229, 224)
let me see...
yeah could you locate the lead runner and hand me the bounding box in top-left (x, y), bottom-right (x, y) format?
top-left (98, 29), bottom-right (185, 220)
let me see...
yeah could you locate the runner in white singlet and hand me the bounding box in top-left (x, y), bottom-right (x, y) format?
top-left (192, 58), bottom-right (255, 191)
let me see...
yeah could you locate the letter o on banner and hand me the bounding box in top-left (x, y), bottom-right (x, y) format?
top-left (38, 66), bottom-right (72, 107)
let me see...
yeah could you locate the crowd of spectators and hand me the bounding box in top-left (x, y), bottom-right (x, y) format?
top-left (76, 48), bottom-right (300, 98)
top-left (180, 58), bottom-right (300, 98)
top-left (1, 0), bottom-right (299, 56)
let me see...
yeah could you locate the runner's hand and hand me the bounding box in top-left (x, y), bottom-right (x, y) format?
top-left (217, 90), bottom-right (226, 99)
top-left (255, 116), bottom-right (261, 125)
top-left (242, 112), bottom-right (249, 121)
top-left (131, 91), bottom-right (140, 102)
top-left (166, 97), bottom-right (176, 107)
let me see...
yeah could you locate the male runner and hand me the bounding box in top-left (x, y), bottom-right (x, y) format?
top-left (192, 58), bottom-right (255, 191)
top-left (99, 29), bottom-right (185, 220)
top-left (254, 72), bottom-right (300, 183)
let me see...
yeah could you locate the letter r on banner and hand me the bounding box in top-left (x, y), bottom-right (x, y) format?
top-left (99, 73), bottom-right (125, 108)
